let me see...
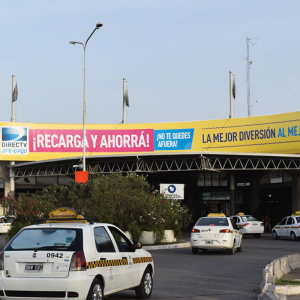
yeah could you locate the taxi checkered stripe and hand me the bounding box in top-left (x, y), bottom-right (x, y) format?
top-left (87, 257), bottom-right (152, 269)
top-left (133, 257), bottom-right (153, 264)
top-left (87, 258), bottom-right (128, 269)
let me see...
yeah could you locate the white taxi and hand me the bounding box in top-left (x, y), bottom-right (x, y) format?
top-left (231, 213), bottom-right (264, 238)
top-left (0, 207), bottom-right (154, 300)
top-left (272, 211), bottom-right (300, 241)
top-left (190, 213), bottom-right (242, 255)
top-left (0, 216), bottom-right (15, 234)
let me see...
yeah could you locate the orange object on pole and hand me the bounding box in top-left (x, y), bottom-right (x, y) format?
top-left (75, 171), bottom-right (88, 183)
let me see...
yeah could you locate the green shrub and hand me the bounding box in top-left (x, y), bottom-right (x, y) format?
top-left (1, 173), bottom-right (192, 243)
top-left (7, 217), bottom-right (31, 241)
top-left (129, 223), bottom-right (142, 242)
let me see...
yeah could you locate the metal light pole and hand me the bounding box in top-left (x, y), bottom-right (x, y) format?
top-left (229, 71), bottom-right (235, 119)
top-left (69, 22), bottom-right (103, 172)
top-left (229, 71), bottom-right (234, 119)
top-left (10, 75), bottom-right (17, 196)
top-left (122, 78), bottom-right (129, 124)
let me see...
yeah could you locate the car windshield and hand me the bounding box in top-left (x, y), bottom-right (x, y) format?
top-left (5, 217), bottom-right (14, 223)
top-left (5, 228), bottom-right (83, 251)
top-left (241, 216), bottom-right (257, 222)
top-left (196, 218), bottom-right (229, 226)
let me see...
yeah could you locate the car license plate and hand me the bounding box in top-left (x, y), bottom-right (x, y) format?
top-left (205, 240), bottom-right (212, 244)
top-left (252, 224), bottom-right (258, 226)
top-left (24, 263), bottom-right (43, 272)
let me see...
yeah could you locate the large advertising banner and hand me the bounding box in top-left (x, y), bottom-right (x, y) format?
top-left (1, 111), bottom-right (300, 161)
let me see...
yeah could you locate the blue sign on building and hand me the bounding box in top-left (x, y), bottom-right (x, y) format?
top-left (154, 128), bottom-right (194, 151)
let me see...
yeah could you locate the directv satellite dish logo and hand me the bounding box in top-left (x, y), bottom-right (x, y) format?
top-left (1, 126), bottom-right (29, 155)
top-left (168, 185), bottom-right (176, 194)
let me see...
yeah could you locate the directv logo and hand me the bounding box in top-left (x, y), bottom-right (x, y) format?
top-left (1, 126), bottom-right (29, 155)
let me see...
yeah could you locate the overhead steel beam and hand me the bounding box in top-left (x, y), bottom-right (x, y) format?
top-left (12, 154), bottom-right (300, 178)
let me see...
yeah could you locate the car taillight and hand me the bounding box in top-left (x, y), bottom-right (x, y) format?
top-left (245, 223), bottom-right (251, 227)
top-left (0, 252), bottom-right (3, 270)
top-left (70, 251), bottom-right (86, 271)
top-left (191, 228), bottom-right (200, 233)
top-left (260, 222), bottom-right (264, 226)
top-left (219, 229), bottom-right (230, 233)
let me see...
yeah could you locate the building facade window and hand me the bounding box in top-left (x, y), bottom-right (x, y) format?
top-left (197, 172), bottom-right (228, 187)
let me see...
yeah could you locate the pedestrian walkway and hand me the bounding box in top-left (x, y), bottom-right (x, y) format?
top-left (144, 231), bottom-right (191, 251)
top-left (281, 268), bottom-right (300, 300)
top-left (282, 268), bottom-right (300, 281)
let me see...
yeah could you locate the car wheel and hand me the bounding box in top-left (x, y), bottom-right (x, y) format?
top-left (254, 234), bottom-right (261, 238)
top-left (229, 241), bottom-right (235, 255)
top-left (291, 232), bottom-right (297, 241)
top-left (87, 278), bottom-right (103, 300)
top-left (192, 247), bottom-right (198, 254)
top-left (272, 231), bottom-right (279, 240)
top-left (237, 240), bottom-right (242, 252)
top-left (135, 268), bottom-right (153, 299)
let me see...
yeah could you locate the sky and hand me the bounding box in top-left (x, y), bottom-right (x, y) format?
top-left (0, 0), bottom-right (300, 126)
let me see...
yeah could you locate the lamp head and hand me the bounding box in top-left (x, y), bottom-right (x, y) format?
top-left (69, 41), bottom-right (76, 45)
top-left (96, 22), bottom-right (103, 29)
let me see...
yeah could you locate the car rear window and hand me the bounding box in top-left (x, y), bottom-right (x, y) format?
top-left (5, 228), bottom-right (83, 252)
top-left (196, 218), bottom-right (229, 226)
top-left (0, 216), bottom-right (14, 224)
top-left (241, 216), bottom-right (257, 222)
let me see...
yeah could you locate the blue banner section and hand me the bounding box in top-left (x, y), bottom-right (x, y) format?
top-left (154, 129), bottom-right (194, 150)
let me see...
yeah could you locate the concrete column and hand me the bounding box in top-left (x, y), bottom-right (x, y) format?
top-left (250, 178), bottom-right (259, 214)
top-left (0, 162), bottom-right (10, 215)
top-left (0, 162), bottom-right (10, 196)
top-left (230, 173), bottom-right (235, 215)
top-left (292, 175), bottom-right (300, 213)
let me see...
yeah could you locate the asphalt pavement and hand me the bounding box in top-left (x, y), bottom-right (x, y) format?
top-left (1, 232), bottom-right (300, 299)
top-left (132, 233), bottom-right (300, 299)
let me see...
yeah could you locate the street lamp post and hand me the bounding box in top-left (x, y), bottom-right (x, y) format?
top-left (69, 22), bottom-right (103, 172)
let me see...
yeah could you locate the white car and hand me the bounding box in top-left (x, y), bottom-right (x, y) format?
top-left (272, 212), bottom-right (300, 241)
top-left (0, 207), bottom-right (154, 300)
top-left (0, 216), bottom-right (15, 234)
top-left (231, 213), bottom-right (264, 238)
top-left (190, 213), bottom-right (243, 255)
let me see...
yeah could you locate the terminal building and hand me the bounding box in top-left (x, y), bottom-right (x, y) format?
top-left (1, 111), bottom-right (300, 226)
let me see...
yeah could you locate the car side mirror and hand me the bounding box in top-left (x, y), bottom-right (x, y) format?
top-left (133, 242), bottom-right (142, 249)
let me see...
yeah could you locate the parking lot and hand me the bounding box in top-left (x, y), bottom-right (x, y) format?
top-left (113, 235), bottom-right (300, 300)
top-left (1, 233), bottom-right (299, 299)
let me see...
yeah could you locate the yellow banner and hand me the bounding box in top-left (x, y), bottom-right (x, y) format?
top-left (1, 111), bottom-right (300, 161)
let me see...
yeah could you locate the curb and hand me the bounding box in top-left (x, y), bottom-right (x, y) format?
top-left (143, 242), bottom-right (191, 251)
top-left (258, 253), bottom-right (300, 300)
